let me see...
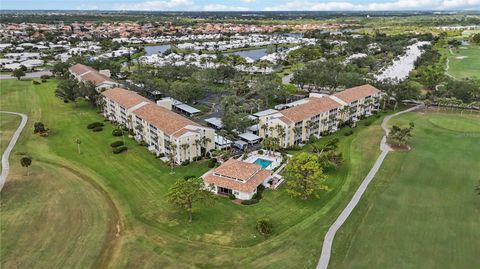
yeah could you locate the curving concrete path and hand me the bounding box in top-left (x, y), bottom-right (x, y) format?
top-left (0, 111), bottom-right (28, 191)
top-left (316, 105), bottom-right (422, 269)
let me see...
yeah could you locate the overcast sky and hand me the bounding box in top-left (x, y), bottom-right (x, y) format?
top-left (2, 0), bottom-right (480, 11)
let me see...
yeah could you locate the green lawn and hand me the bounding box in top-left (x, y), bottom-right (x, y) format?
top-left (329, 109), bottom-right (480, 269)
top-left (446, 45), bottom-right (480, 79)
top-left (0, 78), bottom-right (394, 268)
top-left (0, 113), bottom-right (21, 164)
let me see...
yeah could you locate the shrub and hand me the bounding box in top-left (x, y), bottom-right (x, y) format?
top-left (32, 80), bottom-right (41, 85)
top-left (92, 126), bottom-right (103, 132)
top-left (113, 146), bottom-right (128, 154)
top-left (183, 175), bottom-right (196, 180)
top-left (87, 122), bottom-right (104, 129)
top-left (41, 79), bottom-right (47, 83)
top-left (181, 160), bottom-right (190, 166)
top-left (257, 149), bottom-right (264, 155)
top-left (207, 159), bottom-right (217, 168)
top-left (112, 129), bottom-right (123, 136)
top-left (228, 193), bottom-right (236, 200)
top-left (34, 122), bottom-right (46, 134)
top-left (40, 74), bottom-right (50, 79)
top-left (110, 140), bottom-right (124, 148)
top-left (256, 219), bottom-right (273, 235)
top-left (253, 185), bottom-right (265, 200)
top-left (139, 141), bottom-right (148, 147)
top-left (241, 199), bottom-right (259, 205)
top-left (157, 153), bottom-right (165, 158)
top-left (344, 130), bottom-right (354, 136)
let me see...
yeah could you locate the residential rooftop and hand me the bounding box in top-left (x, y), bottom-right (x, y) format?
top-left (203, 159), bottom-right (271, 193)
top-left (333, 84), bottom-right (381, 104)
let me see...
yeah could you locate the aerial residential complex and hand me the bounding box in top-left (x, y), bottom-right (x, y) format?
top-left (256, 84), bottom-right (383, 147)
top-left (102, 87), bottom-right (215, 164)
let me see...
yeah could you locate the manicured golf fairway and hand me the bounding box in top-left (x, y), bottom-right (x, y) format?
top-left (330, 110), bottom-right (480, 269)
top-left (0, 79), bottom-right (389, 268)
top-left (447, 45), bottom-right (480, 79)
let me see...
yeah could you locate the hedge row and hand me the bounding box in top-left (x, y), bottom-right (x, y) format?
top-left (113, 146), bottom-right (128, 154)
top-left (87, 122), bottom-right (104, 129)
top-left (110, 140), bottom-right (124, 148)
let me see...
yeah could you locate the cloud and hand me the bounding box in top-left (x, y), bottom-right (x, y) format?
top-left (241, 0), bottom-right (257, 3)
top-left (114, 0), bottom-right (194, 11)
top-left (264, 0), bottom-right (480, 10)
top-left (203, 4), bottom-right (250, 11)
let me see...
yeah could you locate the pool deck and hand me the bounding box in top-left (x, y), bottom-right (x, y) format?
top-left (244, 151), bottom-right (283, 170)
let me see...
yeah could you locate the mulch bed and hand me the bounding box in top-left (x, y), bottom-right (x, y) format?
top-left (388, 143), bottom-right (411, 151)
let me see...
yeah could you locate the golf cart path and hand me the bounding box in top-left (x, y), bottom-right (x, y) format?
top-left (316, 105), bottom-right (421, 269)
top-left (0, 111), bottom-right (28, 191)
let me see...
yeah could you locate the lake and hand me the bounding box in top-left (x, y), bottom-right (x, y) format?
top-left (144, 44), bottom-right (171, 56)
top-left (226, 48), bottom-right (268, 60)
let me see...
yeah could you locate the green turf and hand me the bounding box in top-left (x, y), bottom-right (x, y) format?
top-left (0, 113), bottom-right (21, 165)
top-left (446, 45), bottom-right (480, 79)
top-left (329, 109), bottom-right (480, 269)
top-left (0, 78), bottom-right (400, 268)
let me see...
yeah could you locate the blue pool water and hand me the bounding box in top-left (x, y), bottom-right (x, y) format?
top-left (254, 158), bottom-right (273, 169)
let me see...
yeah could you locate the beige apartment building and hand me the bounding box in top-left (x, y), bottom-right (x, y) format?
top-left (256, 84), bottom-right (382, 147)
top-left (69, 63), bottom-right (118, 91)
top-left (102, 88), bottom-right (214, 164)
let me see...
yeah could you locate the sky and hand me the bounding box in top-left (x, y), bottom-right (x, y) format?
top-left (1, 0), bottom-right (480, 11)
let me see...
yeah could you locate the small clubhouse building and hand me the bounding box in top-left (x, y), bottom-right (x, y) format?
top-left (202, 159), bottom-right (272, 200)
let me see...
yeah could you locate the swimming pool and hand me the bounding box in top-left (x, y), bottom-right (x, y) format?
top-left (254, 158), bottom-right (273, 169)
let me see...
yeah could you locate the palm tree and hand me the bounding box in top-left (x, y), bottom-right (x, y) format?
top-left (20, 156), bottom-right (32, 176)
top-left (194, 139), bottom-right (201, 156)
top-left (276, 125), bottom-right (286, 148)
top-left (180, 143), bottom-right (189, 161)
top-left (200, 136), bottom-right (211, 157)
top-left (293, 127), bottom-right (302, 144)
top-left (320, 118), bottom-right (328, 134)
top-left (260, 124), bottom-right (268, 137)
top-left (75, 138), bottom-right (82, 154)
top-left (119, 123), bottom-right (127, 145)
top-left (165, 141), bottom-right (177, 173)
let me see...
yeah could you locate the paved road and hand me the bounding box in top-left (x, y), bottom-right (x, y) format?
top-left (0, 111), bottom-right (28, 191)
top-left (316, 105), bottom-right (421, 269)
top-left (0, 70), bottom-right (52, 80)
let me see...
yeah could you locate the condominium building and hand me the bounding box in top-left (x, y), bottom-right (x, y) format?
top-left (101, 87), bottom-right (215, 164)
top-left (69, 63), bottom-right (118, 91)
top-left (256, 84), bottom-right (382, 147)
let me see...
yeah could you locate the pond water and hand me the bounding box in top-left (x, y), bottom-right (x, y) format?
top-left (375, 41), bottom-right (431, 81)
top-left (144, 44), bottom-right (171, 56)
top-left (226, 48), bottom-right (268, 60)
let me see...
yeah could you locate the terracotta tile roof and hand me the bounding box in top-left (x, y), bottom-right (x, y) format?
top-left (280, 96), bottom-right (342, 123)
top-left (80, 71), bottom-right (114, 86)
top-left (102, 87), bottom-right (150, 109)
top-left (69, 63), bottom-right (95, 75)
top-left (333, 84), bottom-right (381, 104)
top-left (69, 63), bottom-right (115, 86)
top-left (133, 103), bottom-right (201, 136)
top-left (203, 159), bottom-right (271, 193)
